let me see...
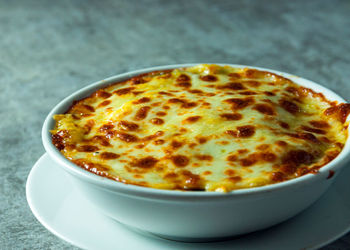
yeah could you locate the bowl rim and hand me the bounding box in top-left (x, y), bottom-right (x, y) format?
top-left (42, 63), bottom-right (350, 198)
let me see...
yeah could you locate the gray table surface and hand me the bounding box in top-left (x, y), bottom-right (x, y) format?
top-left (1, 0), bottom-right (350, 249)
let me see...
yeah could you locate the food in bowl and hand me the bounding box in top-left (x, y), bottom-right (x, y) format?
top-left (50, 64), bottom-right (350, 192)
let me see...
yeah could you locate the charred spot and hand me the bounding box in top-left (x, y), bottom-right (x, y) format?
top-left (98, 100), bottom-right (112, 107)
top-left (171, 140), bottom-right (183, 149)
top-left (226, 125), bottom-right (255, 138)
top-left (182, 102), bottom-right (197, 108)
top-left (200, 75), bottom-right (217, 82)
top-left (133, 97), bottom-right (151, 104)
top-left (100, 152), bottom-right (120, 160)
top-left (219, 82), bottom-right (246, 90)
top-left (282, 150), bottom-right (314, 166)
top-left (239, 91), bottom-right (257, 95)
top-left (183, 116), bottom-right (201, 123)
top-left (133, 156), bottom-right (158, 168)
top-left (220, 113), bottom-right (243, 120)
top-left (52, 130), bottom-right (69, 151)
top-left (309, 120), bottom-right (330, 128)
top-left (188, 89), bottom-right (204, 94)
top-left (117, 120), bottom-right (139, 131)
top-left (114, 87), bottom-right (135, 96)
top-left (134, 106), bottom-right (151, 120)
top-left (271, 171), bottom-right (286, 182)
top-left (264, 91), bottom-right (276, 96)
top-left (196, 136), bottom-right (208, 144)
top-left (195, 154), bottom-right (213, 161)
top-left (279, 99), bottom-right (300, 114)
top-left (253, 104), bottom-right (276, 116)
top-left (156, 111), bottom-right (167, 116)
top-left (176, 74), bottom-right (191, 82)
top-left (301, 125), bottom-right (326, 134)
top-left (95, 90), bottom-right (112, 99)
top-left (77, 145), bottom-right (99, 152)
top-left (176, 82), bottom-right (192, 88)
top-left (116, 132), bottom-right (138, 142)
top-left (278, 121), bottom-right (290, 129)
top-left (150, 118), bottom-right (164, 125)
top-left (224, 97), bottom-right (254, 110)
top-left (171, 155), bottom-right (189, 167)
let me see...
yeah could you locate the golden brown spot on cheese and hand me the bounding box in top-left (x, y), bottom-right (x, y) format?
top-left (219, 82), bottom-right (246, 90)
top-left (196, 136), bottom-right (208, 144)
top-left (261, 152), bottom-right (277, 162)
top-left (324, 103), bottom-right (350, 123)
top-left (133, 156), bottom-right (158, 168)
top-left (238, 149), bottom-right (249, 154)
top-left (52, 130), bottom-right (69, 151)
top-left (99, 123), bottom-right (114, 133)
top-left (240, 155), bottom-right (258, 167)
top-left (279, 99), bottom-right (300, 114)
top-left (189, 89), bottom-right (204, 94)
top-left (226, 125), bottom-right (255, 138)
top-left (84, 120), bottom-right (95, 134)
top-left (134, 106), bottom-right (151, 120)
top-left (309, 120), bottom-right (330, 128)
top-left (72, 159), bottom-right (111, 176)
top-left (116, 132), bottom-right (138, 142)
top-left (150, 118), bottom-right (164, 125)
top-left (271, 171), bottom-right (286, 182)
top-left (256, 144), bottom-right (270, 150)
top-left (176, 74), bottom-right (191, 82)
top-left (171, 140), bottom-right (183, 149)
top-left (244, 80), bottom-right (261, 87)
top-left (276, 140), bottom-right (288, 147)
top-left (164, 172), bottom-right (178, 179)
top-left (227, 154), bottom-right (238, 162)
top-left (183, 116), bottom-right (201, 123)
top-left (95, 90), bottom-right (112, 99)
top-left (195, 154), bottom-right (213, 161)
top-left (133, 97), bottom-right (151, 104)
top-left (171, 155), bottom-right (189, 167)
top-left (156, 111), bottom-right (167, 116)
top-left (154, 139), bottom-right (165, 145)
top-left (77, 145), bottom-right (99, 152)
top-left (220, 113), bottom-right (242, 120)
top-left (92, 135), bottom-right (111, 147)
top-left (98, 100), bottom-right (112, 108)
top-left (224, 169), bottom-right (236, 176)
top-left (282, 150), bottom-right (314, 166)
top-left (117, 121), bottom-right (139, 131)
top-left (158, 91), bottom-right (174, 96)
top-left (200, 75), bottom-right (217, 82)
top-left (239, 91), bottom-right (257, 95)
top-left (253, 104), bottom-right (276, 116)
top-left (225, 97), bottom-right (254, 110)
top-left (202, 171), bottom-right (212, 175)
top-left (278, 121), bottom-right (290, 129)
top-left (264, 91), bottom-right (276, 96)
top-left (100, 152), bottom-right (120, 160)
top-left (176, 82), bottom-right (192, 88)
top-left (114, 87), bottom-right (135, 96)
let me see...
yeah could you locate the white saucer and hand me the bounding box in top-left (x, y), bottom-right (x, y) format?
top-left (27, 154), bottom-right (350, 250)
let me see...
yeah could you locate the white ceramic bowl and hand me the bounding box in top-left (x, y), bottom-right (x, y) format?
top-left (42, 64), bottom-right (350, 242)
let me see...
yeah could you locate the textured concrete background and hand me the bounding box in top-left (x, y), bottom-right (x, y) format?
top-left (1, 0), bottom-right (350, 249)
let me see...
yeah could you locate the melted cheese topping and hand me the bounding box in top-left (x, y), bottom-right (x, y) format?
top-left (51, 64), bottom-right (350, 192)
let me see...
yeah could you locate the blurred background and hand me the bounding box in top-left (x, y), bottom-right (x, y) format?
top-left (1, 0), bottom-right (350, 248)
